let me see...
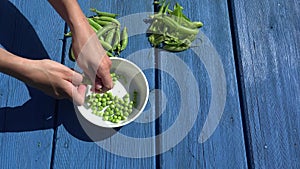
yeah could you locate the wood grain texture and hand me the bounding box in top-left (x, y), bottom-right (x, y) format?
top-left (51, 0), bottom-right (156, 168)
top-left (231, 0), bottom-right (300, 168)
top-left (157, 0), bottom-right (248, 168)
top-left (0, 0), bottom-right (65, 168)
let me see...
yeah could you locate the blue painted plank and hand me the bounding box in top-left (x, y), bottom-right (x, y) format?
top-left (157, 0), bottom-right (248, 168)
top-left (0, 0), bottom-right (65, 168)
top-left (231, 0), bottom-right (300, 168)
top-left (52, 1), bottom-right (156, 168)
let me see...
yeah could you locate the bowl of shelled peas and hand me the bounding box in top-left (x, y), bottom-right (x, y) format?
top-left (76, 57), bottom-right (149, 128)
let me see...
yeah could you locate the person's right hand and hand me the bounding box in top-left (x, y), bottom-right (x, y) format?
top-left (70, 19), bottom-right (113, 92)
top-left (48, 0), bottom-right (113, 92)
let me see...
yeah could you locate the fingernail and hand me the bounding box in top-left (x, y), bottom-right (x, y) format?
top-left (96, 84), bottom-right (102, 90)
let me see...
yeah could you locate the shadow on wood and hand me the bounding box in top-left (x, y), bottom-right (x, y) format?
top-left (0, 1), bottom-right (118, 142)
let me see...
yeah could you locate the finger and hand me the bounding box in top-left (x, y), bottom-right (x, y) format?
top-left (71, 71), bottom-right (84, 86)
top-left (95, 77), bottom-right (113, 93)
top-left (64, 81), bottom-right (87, 106)
top-left (72, 85), bottom-right (87, 106)
top-left (97, 56), bottom-right (113, 90)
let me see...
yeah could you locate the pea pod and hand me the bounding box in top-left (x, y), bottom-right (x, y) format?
top-left (87, 18), bottom-right (102, 31)
top-left (64, 31), bottom-right (72, 37)
top-left (93, 16), bottom-right (120, 26)
top-left (148, 34), bottom-right (164, 47)
top-left (99, 39), bottom-right (113, 51)
top-left (69, 47), bottom-right (75, 61)
top-left (106, 51), bottom-right (114, 57)
top-left (96, 24), bottom-right (116, 39)
top-left (112, 27), bottom-right (121, 51)
top-left (92, 18), bottom-right (113, 27)
top-left (104, 28), bottom-right (116, 46)
top-left (156, 16), bottom-right (199, 35)
top-left (163, 44), bottom-right (189, 52)
top-left (120, 27), bottom-right (128, 51)
top-left (193, 21), bottom-right (203, 28)
top-left (90, 8), bottom-right (118, 18)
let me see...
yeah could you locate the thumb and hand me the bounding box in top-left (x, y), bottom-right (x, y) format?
top-left (72, 85), bottom-right (87, 106)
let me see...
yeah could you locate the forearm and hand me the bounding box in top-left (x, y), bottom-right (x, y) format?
top-left (0, 48), bottom-right (32, 83)
top-left (48, 0), bottom-right (91, 33)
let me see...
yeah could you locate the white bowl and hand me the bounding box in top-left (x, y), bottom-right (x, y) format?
top-left (76, 57), bottom-right (149, 128)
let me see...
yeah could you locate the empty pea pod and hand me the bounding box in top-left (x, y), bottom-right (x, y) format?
top-left (157, 15), bottom-right (199, 35)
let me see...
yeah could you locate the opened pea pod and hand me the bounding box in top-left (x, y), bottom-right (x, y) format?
top-left (146, 2), bottom-right (203, 52)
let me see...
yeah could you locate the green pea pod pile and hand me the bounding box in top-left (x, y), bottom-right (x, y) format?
top-left (66, 8), bottom-right (128, 61)
top-left (147, 2), bottom-right (203, 52)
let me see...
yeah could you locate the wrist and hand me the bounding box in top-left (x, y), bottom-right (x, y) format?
top-left (0, 49), bottom-right (33, 83)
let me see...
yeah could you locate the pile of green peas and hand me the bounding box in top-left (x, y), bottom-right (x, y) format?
top-left (87, 92), bottom-right (134, 123)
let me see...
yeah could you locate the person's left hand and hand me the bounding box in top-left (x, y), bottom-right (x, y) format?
top-left (24, 59), bottom-right (87, 105)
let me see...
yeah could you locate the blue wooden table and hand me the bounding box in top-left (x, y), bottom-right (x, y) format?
top-left (0, 0), bottom-right (299, 168)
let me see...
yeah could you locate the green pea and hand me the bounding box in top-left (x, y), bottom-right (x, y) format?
top-left (104, 111), bottom-right (110, 116)
top-left (98, 106), bottom-right (104, 111)
top-left (112, 77), bottom-right (118, 82)
top-left (124, 98), bottom-right (129, 103)
top-left (124, 94), bottom-right (130, 98)
top-left (103, 116), bottom-right (109, 121)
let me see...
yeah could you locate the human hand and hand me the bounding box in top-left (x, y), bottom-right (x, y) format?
top-left (48, 0), bottom-right (113, 92)
top-left (71, 20), bottom-right (113, 92)
top-left (25, 59), bottom-right (87, 105)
